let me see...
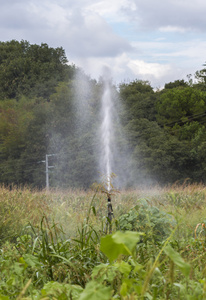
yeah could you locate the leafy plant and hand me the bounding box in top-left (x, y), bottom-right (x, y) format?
top-left (0, 186), bottom-right (206, 299)
top-left (117, 199), bottom-right (175, 242)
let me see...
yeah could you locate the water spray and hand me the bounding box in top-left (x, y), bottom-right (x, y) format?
top-left (99, 67), bottom-right (122, 233)
top-left (100, 73), bottom-right (113, 232)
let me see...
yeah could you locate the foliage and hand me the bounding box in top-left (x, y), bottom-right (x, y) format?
top-left (1, 40), bottom-right (206, 188)
top-left (164, 79), bottom-right (189, 89)
top-left (156, 86), bottom-right (206, 127)
top-left (0, 40), bottom-right (75, 99)
top-left (120, 79), bottom-right (206, 185)
top-left (117, 199), bottom-right (175, 242)
top-left (120, 80), bottom-right (156, 123)
top-left (195, 62), bottom-right (206, 90)
top-left (0, 186), bottom-right (206, 298)
top-left (48, 80), bottom-right (99, 188)
top-left (0, 186), bottom-right (49, 244)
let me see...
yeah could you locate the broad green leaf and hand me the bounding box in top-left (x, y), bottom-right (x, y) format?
top-left (100, 231), bottom-right (141, 262)
top-left (100, 235), bottom-right (129, 262)
top-left (120, 281), bottom-right (128, 296)
top-left (0, 295), bottom-right (10, 300)
top-left (92, 263), bottom-right (109, 278)
top-left (41, 282), bottom-right (83, 299)
top-left (79, 281), bottom-right (112, 300)
top-left (164, 245), bottom-right (191, 277)
top-left (92, 264), bottom-right (118, 282)
top-left (112, 231), bottom-right (142, 251)
top-left (23, 254), bottom-right (42, 268)
top-left (114, 261), bottom-right (131, 277)
top-left (71, 285), bottom-right (85, 299)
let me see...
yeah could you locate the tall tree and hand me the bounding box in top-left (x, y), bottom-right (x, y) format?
top-left (0, 40), bottom-right (76, 99)
top-left (156, 86), bottom-right (206, 130)
top-left (119, 80), bottom-right (156, 123)
top-left (195, 62), bottom-right (206, 91)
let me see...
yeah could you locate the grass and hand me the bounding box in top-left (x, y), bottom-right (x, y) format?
top-left (0, 185), bottom-right (50, 244)
top-left (1, 183), bottom-right (205, 241)
top-left (1, 183), bottom-right (206, 299)
top-left (47, 183), bottom-right (206, 238)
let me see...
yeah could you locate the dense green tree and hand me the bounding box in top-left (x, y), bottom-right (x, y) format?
top-left (0, 40), bottom-right (78, 188)
top-left (195, 63), bottom-right (206, 91)
top-left (48, 78), bottom-right (99, 188)
top-left (0, 97), bottom-right (49, 187)
top-left (164, 79), bottom-right (188, 89)
top-left (0, 39), bottom-right (206, 188)
top-left (0, 40), bottom-right (76, 99)
top-left (119, 79), bottom-right (206, 185)
top-left (156, 87), bottom-right (206, 129)
top-left (191, 126), bottom-right (206, 182)
top-left (119, 80), bottom-right (156, 124)
top-left (155, 84), bottom-right (206, 183)
top-left (19, 99), bottom-right (51, 187)
top-left (124, 118), bottom-right (189, 184)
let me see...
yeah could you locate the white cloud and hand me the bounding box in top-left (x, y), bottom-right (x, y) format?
top-left (127, 59), bottom-right (171, 78)
top-left (159, 26), bottom-right (187, 33)
top-left (74, 52), bottom-right (175, 88)
top-left (63, 11), bottom-right (132, 57)
top-left (0, 0), bottom-right (205, 88)
top-left (74, 53), bottom-right (132, 83)
top-left (126, 0), bottom-right (206, 32)
top-left (0, 0), bottom-right (132, 58)
top-left (86, 0), bottom-right (136, 21)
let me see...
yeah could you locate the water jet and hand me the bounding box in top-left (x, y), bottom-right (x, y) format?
top-left (100, 77), bottom-right (113, 192)
top-left (99, 69), bottom-right (116, 232)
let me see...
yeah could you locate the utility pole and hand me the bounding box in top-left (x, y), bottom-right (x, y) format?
top-left (46, 154), bottom-right (49, 190)
top-left (41, 154), bottom-right (56, 190)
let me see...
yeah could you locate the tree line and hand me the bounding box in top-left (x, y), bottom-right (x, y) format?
top-left (0, 40), bottom-right (206, 189)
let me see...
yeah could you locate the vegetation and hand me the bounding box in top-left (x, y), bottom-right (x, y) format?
top-left (0, 40), bottom-right (206, 188)
top-left (1, 41), bottom-right (206, 297)
top-left (1, 184), bottom-right (206, 299)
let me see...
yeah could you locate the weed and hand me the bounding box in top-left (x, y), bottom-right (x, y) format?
top-left (0, 184), bottom-right (206, 299)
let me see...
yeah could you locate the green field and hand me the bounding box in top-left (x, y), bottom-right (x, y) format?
top-left (1, 184), bottom-right (206, 299)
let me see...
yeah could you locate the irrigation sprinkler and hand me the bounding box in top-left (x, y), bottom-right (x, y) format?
top-left (93, 174), bottom-right (118, 234)
top-left (100, 189), bottom-right (115, 234)
top-left (106, 193), bottom-right (114, 233)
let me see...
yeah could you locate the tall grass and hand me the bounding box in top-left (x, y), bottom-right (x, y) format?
top-left (1, 183), bottom-right (206, 298)
top-left (0, 185), bottom-right (50, 244)
top-left (1, 183), bottom-right (206, 241)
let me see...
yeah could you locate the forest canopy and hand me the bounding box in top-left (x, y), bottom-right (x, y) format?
top-left (0, 40), bottom-right (206, 189)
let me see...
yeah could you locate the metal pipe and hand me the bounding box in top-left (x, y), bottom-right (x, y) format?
top-left (106, 194), bottom-right (113, 233)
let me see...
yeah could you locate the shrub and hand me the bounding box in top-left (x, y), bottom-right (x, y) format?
top-left (117, 198), bottom-right (175, 242)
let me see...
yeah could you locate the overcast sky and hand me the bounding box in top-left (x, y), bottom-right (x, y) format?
top-left (1, 0), bottom-right (206, 88)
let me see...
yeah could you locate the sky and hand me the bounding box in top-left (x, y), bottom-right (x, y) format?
top-left (1, 0), bottom-right (206, 88)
